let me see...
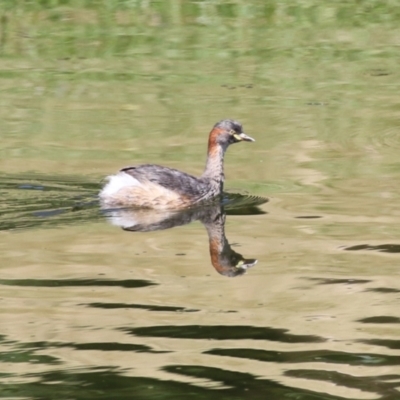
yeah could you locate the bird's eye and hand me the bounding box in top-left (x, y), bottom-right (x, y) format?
top-left (229, 129), bottom-right (236, 135)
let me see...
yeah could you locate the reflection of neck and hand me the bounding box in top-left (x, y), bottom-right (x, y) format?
top-left (201, 208), bottom-right (241, 277)
top-left (202, 141), bottom-right (226, 192)
top-left (203, 211), bottom-right (228, 274)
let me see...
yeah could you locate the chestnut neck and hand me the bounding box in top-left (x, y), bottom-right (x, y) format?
top-left (201, 135), bottom-right (228, 192)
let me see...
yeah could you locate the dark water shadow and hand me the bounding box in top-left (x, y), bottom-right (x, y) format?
top-left (344, 244), bottom-right (400, 253)
top-left (0, 329), bottom-right (360, 399)
top-left (305, 277), bottom-right (372, 285)
top-left (13, 339), bottom-right (169, 354)
top-left (285, 369), bottom-right (400, 400)
top-left (357, 339), bottom-right (400, 350)
top-left (357, 316), bottom-right (400, 324)
top-left (204, 347), bottom-right (400, 366)
top-left (365, 287), bottom-right (400, 293)
top-left (0, 278), bottom-right (155, 289)
top-left (84, 302), bottom-right (199, 313)
top-left (121, 325), bottom-right (325, 343)
top-left (2, 331), bottom-right (398, 400)
top-left (2, 332), bottom-right (366, 400)
top-left (0, 365), bottom-right (358, 400)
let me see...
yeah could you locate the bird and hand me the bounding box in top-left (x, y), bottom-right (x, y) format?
top-left (99, 119), bottom-right (255, 209)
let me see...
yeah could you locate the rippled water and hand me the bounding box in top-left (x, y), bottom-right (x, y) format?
top-left (1, 2), bottom-right (400, 400)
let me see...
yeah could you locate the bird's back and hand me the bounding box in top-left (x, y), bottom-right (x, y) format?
top-left (100, 164), bottom-right (214, 209)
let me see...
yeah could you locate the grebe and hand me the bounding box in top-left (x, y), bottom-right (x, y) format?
top-left (99, 119), bottom-right (255, 209)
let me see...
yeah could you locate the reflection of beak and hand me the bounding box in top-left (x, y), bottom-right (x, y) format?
top-left (237, 259), bottom-right (258, 269)
top-left (234, 132), bottom-right (255, 142)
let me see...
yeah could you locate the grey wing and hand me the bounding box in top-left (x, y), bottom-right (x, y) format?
top-left (120, 164), bottom-right (206, 197)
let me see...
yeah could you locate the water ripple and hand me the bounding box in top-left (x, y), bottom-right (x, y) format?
top-left (0, 278), bottom-right (156, 288)
top-left (205, 348), bottom-right (400, 366)
top-left (123, 325), bottom-right (325, 343)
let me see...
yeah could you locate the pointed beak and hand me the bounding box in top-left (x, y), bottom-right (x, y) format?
top-left (237, 259), bottom-right (258, 269)
top-left (238, 132), bottom-right (255, 142)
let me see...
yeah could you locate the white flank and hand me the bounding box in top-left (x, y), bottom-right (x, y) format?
top-left (105, 208), bottom-right (176, 229)
top-left (99, 171), bottom-right (141, 198)
top-left (107, 210), bottom-right (140, 228)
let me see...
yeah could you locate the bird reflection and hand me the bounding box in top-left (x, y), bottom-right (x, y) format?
top-left (102, 194), bottom-right (268, 277)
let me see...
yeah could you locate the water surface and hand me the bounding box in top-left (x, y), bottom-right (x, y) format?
top-left (1, 2), bottom-right (400, 399)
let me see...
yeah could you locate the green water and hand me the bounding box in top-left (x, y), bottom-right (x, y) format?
top-left (1, 2), bottom-right (400, 399)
